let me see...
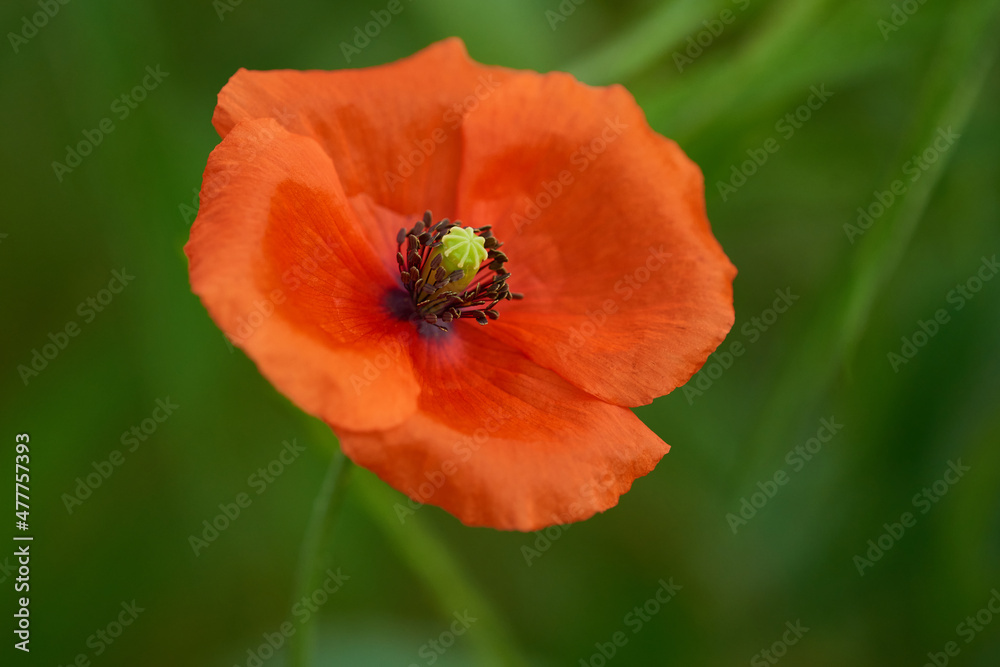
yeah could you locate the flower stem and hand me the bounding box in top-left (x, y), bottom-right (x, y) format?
top-left (351, 471), bottom-right (524, 667)
top-left (305, 419), bottom-right (524, 666)
top-left (289, 442), bottom-right (352, 667)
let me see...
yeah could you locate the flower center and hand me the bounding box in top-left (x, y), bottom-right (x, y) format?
top-left (395, 210), bottom-right (522, 331)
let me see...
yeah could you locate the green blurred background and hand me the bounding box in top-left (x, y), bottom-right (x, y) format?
top-left (3, 0), bottom-right (999, 665)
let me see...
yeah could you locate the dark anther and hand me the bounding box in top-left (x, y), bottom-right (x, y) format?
top-left (394, 211), bottom-right (522, 330)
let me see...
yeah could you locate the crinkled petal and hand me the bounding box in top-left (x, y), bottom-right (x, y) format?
top-left (185, 118), bottom-right (419, 431)
top-left (338, 325), bottom-right (669, 531)
top-left (455, 72), bottom-right (736, 407)
top-left (213, 37), bottom-right (514, 261)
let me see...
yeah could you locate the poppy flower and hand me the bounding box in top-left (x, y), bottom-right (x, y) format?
top-left (185, 38), bottom-right (735, 531)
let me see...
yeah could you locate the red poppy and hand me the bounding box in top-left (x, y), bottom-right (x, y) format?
top-left (185, 38), bottom-right (735, 531)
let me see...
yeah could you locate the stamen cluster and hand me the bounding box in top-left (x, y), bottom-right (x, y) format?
top-left (396, 210), bottom-right (522, 330)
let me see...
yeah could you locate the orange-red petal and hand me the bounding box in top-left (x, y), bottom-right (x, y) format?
top-left (189, 40), bottom-right (737, 532)
top-left (185, 118), bottom-right (420, 431)
top-left (454, 72), bottom-right (736, 407)
top-left (212, 38), bottom-right (512, 234)
top-left (338, 324), bottom-right (669, 532)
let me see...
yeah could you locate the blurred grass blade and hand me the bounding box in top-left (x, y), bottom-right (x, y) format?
top-left (645, 0), bottom-right (832, 141)
top-left (290, 446), bottom-right (351, 667)
top-left (349, 466), bottom-right (524, 667)
top-left (743, 0), bottom-right (1000, 472)
top-left (307, 420), bottom-right (524, 665)
top-left (839, 5), bottom-right (1000, 356)
top-left (566, 0), bottom-right (728, 84)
